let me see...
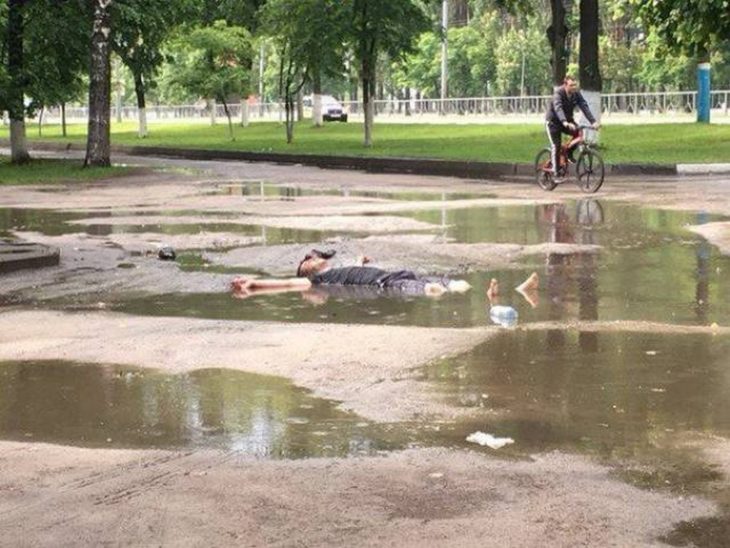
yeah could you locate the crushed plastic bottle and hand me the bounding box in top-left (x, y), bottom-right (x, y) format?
top-left (466, 431), bottom-right (514, 449)
top-left (489, 305), bottom-right (518, 328)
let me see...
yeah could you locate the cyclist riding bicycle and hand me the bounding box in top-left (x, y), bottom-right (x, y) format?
top-left (545, 75), bottom-right (601, 182)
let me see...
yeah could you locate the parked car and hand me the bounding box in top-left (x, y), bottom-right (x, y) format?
top-left (321, 95), bottom-right (348, 122)
top-left (304, 95), bottom-right (348, 122)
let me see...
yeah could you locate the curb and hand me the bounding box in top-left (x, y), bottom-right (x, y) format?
top-left (0, 239), bottom-right (60, 274)
top-left (3, 139), bottom-right (704, 180)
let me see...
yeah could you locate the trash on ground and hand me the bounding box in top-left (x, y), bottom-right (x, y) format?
top-left (158, 246), bottom-right (176, 261)
top-left (466, 431), bottom-right (514, 449)
top-left (489, 305), bottom-right (518, 328)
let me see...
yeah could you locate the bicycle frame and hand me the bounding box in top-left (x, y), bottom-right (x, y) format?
top-left (539, 125), bottom-right (594, 173)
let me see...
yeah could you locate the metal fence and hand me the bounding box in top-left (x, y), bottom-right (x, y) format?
top-left (28, 90), bottom-right (730, 125)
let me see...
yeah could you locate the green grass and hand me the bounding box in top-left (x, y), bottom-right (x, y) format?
top-left (3, 120), bottom-right (730, 164)
top-left (0, 157), bottom-right (134, 185)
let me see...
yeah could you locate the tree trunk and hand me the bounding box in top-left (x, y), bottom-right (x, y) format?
top-left (221, 97), bottom-right (235, 140)
top-left (208, 98), bottom-right (217, 125)
top-left (312, 70), bottom-right (323, 127)
top-left (405, 87), bottom-right (411, 116)
top-left (296, 88), bottom-right (304, 122)
top-left (547, 0), bottom-right (569, 86)
top-left (579, 0), bottom-right (602, 127)
top-left (285, 94), bottom-right (294, 143)
top-left (362, 58), bottom-right (374, 147)
top-left (38, 106), bottom-right (44, 136)
top-left (61, 102), bottom-right (67, 137)
top-left (134, 71), bottom-right (148, 138)
top-left (7, 0), bottom-right (30, 164)
top-left (240, 99), bottom-right (249, 127)
top-left (84, 0), bottom-right (112, 167)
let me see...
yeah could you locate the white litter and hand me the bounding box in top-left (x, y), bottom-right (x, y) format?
top-left (466, 431), bottom-right (514, 449)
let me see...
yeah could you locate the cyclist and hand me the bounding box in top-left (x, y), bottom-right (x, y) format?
top-left (545, 75), bottom-right (601, 182)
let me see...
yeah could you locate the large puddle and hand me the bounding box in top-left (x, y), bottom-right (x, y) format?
top-left (95, 201), bottom-right (730, 329)
top-left (0, 360), bottom-right (424, 457)
top-left (3, 182), bottom-right (730, 540)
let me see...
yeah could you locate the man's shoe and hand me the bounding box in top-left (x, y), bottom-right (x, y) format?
top-left (553, 176), bottom-right (565, 183)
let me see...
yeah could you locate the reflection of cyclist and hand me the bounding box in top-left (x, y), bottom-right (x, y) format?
top-left (545, 76), bottom-right (600, 182)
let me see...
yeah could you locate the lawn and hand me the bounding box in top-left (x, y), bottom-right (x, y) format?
top-left (0, 157), bottom-right (134, 185)
top-left (2, 120), bottom-right (730, 164)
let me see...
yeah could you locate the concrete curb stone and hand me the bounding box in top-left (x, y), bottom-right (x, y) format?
top-left (6, 139), bottom-right (727, 180)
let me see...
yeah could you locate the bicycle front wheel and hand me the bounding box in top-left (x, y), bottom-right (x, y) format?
top-left (576, 149), bottom-right (605, 193)
top-left (534, 148), bottom-right (557, 191)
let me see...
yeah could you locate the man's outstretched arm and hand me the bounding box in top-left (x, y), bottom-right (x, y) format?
top-left (232, 276), bottom-right (312, 292)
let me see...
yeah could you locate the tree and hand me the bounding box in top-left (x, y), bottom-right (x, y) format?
top-left (261, 0), bottom-right (348, 140)
top-left (578, 0), bottom-right (601, 122)
top-left (112, 0), bottom-right (192, 138)
top-left (174, 21), bottom-right (252, 140)
top-left (85, 0), bottom-right (113, 167)
top-left (5, 0), bottom-right (30, 163)
top-left (547, 0), bottom-right (571, 86)
top-left (349, 0), bottom-right (430, 147)
top-left (24, 0), bottom-right (89, 137)
top-left (494, 21), bottom-right (550, 96)
top-left (632, 0), bottom-right (730, 122)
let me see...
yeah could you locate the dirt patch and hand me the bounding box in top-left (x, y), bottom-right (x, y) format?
top-left (688, 222), bottom-right (730, 256)
top-left (14, 230), bottom-right (261, 254)
top-left (69, 214), bottom-right (441, 234)
top-left (523, 320), bottom-right (730, 335)
top-left (0, 442), bottom-right (715, 547)
top-left (0, 233), bottom-right (232, 298)
top-left (0, 310), bottom-right (495, 422)
top-left (210, 237), bottom-right (599, 276)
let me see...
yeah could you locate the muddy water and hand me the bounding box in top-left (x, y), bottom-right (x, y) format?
top-left (0, 360), bottom-right (418, 457)
top-left (426, 331), bottom-right (730, 458)
top-left (103, 200), bottom-right (730, 329)
top-left (3, 186), bottom-right (730, 540)
top-left (424, 330), bottom-right (730, 547)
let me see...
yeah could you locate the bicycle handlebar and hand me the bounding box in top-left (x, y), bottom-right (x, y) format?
top-left (568, 123), bottom-right (599, 130)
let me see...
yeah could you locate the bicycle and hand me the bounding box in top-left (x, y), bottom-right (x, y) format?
top-left (535, 125), bottom-right (605, 193)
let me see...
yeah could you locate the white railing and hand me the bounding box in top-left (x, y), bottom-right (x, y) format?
top-left (24, 90), bottom-right (730, 126)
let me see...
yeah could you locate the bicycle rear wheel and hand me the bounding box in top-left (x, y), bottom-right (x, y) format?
top-left (534, 148), bottom-right (557, 191)
top-left (576, 149), bottom-right (605, 193)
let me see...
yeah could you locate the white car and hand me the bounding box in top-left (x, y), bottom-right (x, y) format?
top-left (321, 95), bottom-right (347, 122)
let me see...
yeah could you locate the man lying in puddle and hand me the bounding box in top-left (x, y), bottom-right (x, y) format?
top-left (231, 249), bottom-right (471, 298)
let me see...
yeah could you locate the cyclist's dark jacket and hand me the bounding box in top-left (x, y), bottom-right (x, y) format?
top-left (546, 87), bottom-right (596, 126)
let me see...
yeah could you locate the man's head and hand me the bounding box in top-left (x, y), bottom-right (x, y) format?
top-left (296, 249), bottom-right (335, 277)
top-left (563, 76), bottom-right (578, 95)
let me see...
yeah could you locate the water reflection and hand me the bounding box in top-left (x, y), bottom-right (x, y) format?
top-left (426, 331), bottom-right (730, 458)
top-left (0, 361), bottom-right (403, 457)
top-left (222, 181), bottom-right (488, 202)
top-left (6, 200), bottom-right (730, 329)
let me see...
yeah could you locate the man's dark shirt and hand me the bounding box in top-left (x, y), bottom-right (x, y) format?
top-left (310, 266), bottom-right (418, 288)
top-left (310, 266), bottom-right (389, 286)
top-left (546, 87), bottom-right (596, 127)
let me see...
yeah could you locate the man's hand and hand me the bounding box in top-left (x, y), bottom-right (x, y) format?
top-left (563, 121), bottom-right (576, 131)
top-left (592, 121), bottom-right (601, 130)
top-left (231, 277), bottom-right (254, 292)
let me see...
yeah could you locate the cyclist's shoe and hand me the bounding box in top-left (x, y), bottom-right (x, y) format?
top-left (553, 175), bottom-right (565, 184)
